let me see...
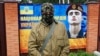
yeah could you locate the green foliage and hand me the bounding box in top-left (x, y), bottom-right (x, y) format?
top-left (70, 0), bottom-right (87, 4)
top-left (21, 0), bottom-right (87, 4)
top-left (69, 50), bottom-right (94, 56)
top-left (21, 0), bottom-right (59, 4)
top-left (32, 0), bottom-right (59, 4)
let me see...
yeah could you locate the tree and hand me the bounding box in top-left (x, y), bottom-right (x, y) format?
top-left (21, 0), bottom-right (59, 4)
top-left (32, 0), bottom-right (59, 4)
top-left (21, 0), bottom-right (88, 4)
top-left (70, 0), bottom-right (87, 4)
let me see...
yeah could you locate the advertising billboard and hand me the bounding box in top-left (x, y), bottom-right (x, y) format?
top-left (19, 4), bottom-right (87, 54)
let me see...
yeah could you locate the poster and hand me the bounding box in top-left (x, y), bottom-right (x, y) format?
top-left (19, 4), bottom-right (87, 53)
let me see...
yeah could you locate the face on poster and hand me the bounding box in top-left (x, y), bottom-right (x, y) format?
top-left (19, 4), bottom-right (87, 53)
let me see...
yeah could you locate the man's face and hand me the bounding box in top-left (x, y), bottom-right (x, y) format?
top-left (68, 10), bottom-right (82, 25)
top-left (42, 6), bottom-right (53, 20)
top-left (42, 4), bottom-right (54, 25)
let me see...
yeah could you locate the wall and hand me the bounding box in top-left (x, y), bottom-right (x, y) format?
top-left (87, 4), bottom-right (99, 52)
top-left (4, 3), bottom-right (19, 56)
top-left (4, 3), bottom-right (100, 56)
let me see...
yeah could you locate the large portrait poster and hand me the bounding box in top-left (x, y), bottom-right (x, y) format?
top-left (19, 4), bottom-right (87, 54)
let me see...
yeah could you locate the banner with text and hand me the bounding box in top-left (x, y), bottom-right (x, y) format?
top-left (19, 4), bottom-right (87, 53)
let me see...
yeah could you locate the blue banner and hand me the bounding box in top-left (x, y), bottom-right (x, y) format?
top-left (19, 4), bottom-right (87, 53)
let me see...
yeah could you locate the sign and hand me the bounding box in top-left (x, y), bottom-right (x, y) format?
top-left (19, 4), bottom-right (87, 53)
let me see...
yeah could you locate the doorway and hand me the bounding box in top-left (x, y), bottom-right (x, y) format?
top-left (0, 3), bottom-right (7, 56)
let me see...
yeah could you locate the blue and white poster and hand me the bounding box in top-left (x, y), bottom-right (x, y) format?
top-left (19, 4), bottom-right (87, 53)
